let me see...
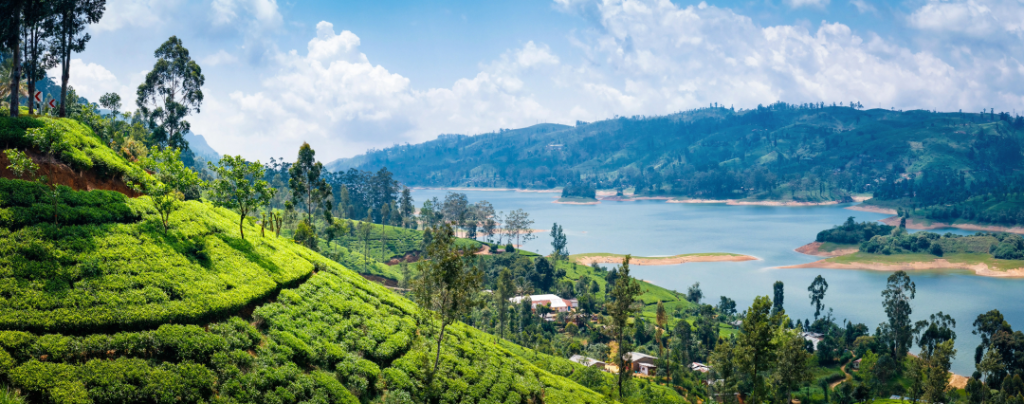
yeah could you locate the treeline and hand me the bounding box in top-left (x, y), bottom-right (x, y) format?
top-left (329, 103), bottom-right (1024, 206)
top-left (814, 219), bottom-right (1024, 259)
top-left (562, 182), bottom-right (597, 199)
top-left (816, 217), bottom-right (894, 245)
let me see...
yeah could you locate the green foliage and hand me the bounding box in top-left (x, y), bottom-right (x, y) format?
top-left (3, 149), bottom-right (38, 179)
top-left (208, 155), bottom-right (275, 240)
top-left (136, 36), bottom-right (205, 151)
top-left (816, 217), bottom-right (894, 244)
top-left (1, 116), bottom-right (151, 184)
top-left (0, 179), bottom-right (143, 229)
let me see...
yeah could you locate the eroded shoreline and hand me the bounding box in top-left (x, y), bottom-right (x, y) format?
top-left (780, 258), bottom-right (1024, 278)
top-left (573, 253), bottom-right (758, 266)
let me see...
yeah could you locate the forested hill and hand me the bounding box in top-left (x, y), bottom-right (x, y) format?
top-left (328, 103), bottom-right (1024, 204)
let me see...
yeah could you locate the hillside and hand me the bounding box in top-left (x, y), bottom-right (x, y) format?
top-left (0, 116), bottom-right (683, 403)
top-left (329, 104), bottom-right (1024, 216)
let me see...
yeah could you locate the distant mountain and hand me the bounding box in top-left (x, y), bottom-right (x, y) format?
top-left (327, 103), bottom-right (1024, 208)
top-left (184, 131), bottom-right (220, 162)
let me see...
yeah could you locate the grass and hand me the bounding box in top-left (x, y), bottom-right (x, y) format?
top-left (818, 242), bottom-right (858, 252)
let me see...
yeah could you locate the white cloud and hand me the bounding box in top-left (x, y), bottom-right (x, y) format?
top-left (785, 0), bottom-right (830, 9)
top-left (908, 0), bottom-right (1024, 38)
top-left (189, 1), bottom-right (1024, 161)
top-left (211, 0), bottom-right (281, 28)
top-left (202, 50), bottom-right (239, 66)
top-left (849, 0), bottom-right (876, 14)
top-left (92, 0), bottom-right (182, 32)
top-left (192, 22), bottom-right (560, 161)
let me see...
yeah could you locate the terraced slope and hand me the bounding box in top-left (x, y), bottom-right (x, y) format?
top-left (0, 117), bottom-right (677, 404)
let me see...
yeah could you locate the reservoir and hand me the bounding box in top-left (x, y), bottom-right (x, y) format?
top-left (413, 188), bottom-right (1022, 377)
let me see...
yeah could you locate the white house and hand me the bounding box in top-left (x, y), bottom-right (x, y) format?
top-left (800, 332), bottom-right (824, 351)
top-left (509, 294), bottom-right (573, 312)
top-left (690, 362), bottom-right (711, 373)
top-left (623, 352), bottom-right (658, 375)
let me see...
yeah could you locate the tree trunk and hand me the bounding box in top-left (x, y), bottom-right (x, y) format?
top-left (59, 27), bottom-right (69, 118)
top-left (433, 321), bottom-right (447, 374)
top-left (8, 0), bottom-right (23, 117)
top-left (239, 214), bottom-right (245, 239)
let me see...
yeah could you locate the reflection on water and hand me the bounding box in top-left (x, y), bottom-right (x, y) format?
top-left (412, 188), bottom-right (1022, 376)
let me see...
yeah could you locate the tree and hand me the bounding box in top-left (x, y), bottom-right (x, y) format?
top-left (772, 280), bottom-right (784, 315)
top-left (47, 0), bottom-right (105, 117)
top-left (738, 296), bottom-right (782, 404)
top-left (136, 36), bottom-right (204, 151)
top-left (774, 330), bottom-right (813, 404)
top-left (717, 296), bottom-right (736, 317)
top-left (686, 282), bottom-right (703, 304)
top-left (655, 300), bottom-right (668, 357)
top-left (379, 203), bottom-right (390, 260)
top-left (20, 0), bottom-right (55, 116)
top-left (207, 155), bottom-right (275, 239)
top-left (412, 222), bottom-right (482, 374)
top-left (288, 142), bottom-right (331, 226)
top-left (4, 149), bottom-right (38, 180)
top-left (496, 268), bottom-right (513, 340)
top-left (143, 147), bottom-right (203, 233)
top-left (550, 222), bottom-right (568, 260)
top-left (915, 311), bottom-right (956, 356)
top-left (2, 0), bottom-right (26, 117)
top-left (808, 275), bottom-right (828, 319)
top-left (505, 208), bottom-right (535, 249)
top-left (399, 186), bottom-right (414, 227)
top-left (880, 270), bottom-right (916, 359)
top-left (99, 92), bottom-right (120, 116)
top-left (605, 255), bottom-right (642, 396)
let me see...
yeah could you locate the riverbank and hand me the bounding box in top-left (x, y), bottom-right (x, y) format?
top-left (878, 216), bottom-right (1024, 235)
top-left (845, 204), bottom-right (898, 215)
top-left (554, 197), bottom-right (600, 205)
top-left (795, 242), bottom-right (859, 257)
top-left (410, 186), bottom-right (561, 193)
top-left (780, 252), bottom-right (1024, 278)
top-left (571, 252), bottom-right (758, 266)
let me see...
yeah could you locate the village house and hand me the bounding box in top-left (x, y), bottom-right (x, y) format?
top-left (569, 355), bottom-right (606, 369)
top-left (624, 352), bottom-right (658, 376)
top-left (800, 331), bottom-right (824, 351)
top-left (509, 294), bottom-right (574, 313)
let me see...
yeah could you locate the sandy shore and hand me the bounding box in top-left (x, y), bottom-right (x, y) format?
top-left (411, 187), bottom-right (561, 193)
top-left (780, 258), bottom-right (1024, 278)
top-left (879, 216), bottom-right (1024, 235)
top-left (553, 199), bottom-right (600, 205)
top-left (795, 242), bottom-right (859, 257)
top-left (845, 204), bottom-right (898, 215)
top-left (574, 253), bottom-right (758, 266)
top-left (667, 199), bottom-right (852, 206)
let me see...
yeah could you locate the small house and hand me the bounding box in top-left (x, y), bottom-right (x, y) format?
top-left (569, 355), bottom-right (606, 369)
top-left (800, 332), bottom-right (824, 351)
top-left (509, 294), bottom-right (574, 313)
top-left (852, 358), bottom-right (862, 370)
top-left (638, 362), bottom-right (657, 376)
top-left (624, 352), bottom-right (657, 374)
top-left (690, 362), bottom-right (711, 373)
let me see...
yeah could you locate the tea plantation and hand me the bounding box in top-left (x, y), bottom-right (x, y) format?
top-left (0, 117), bottom-right (669, 403)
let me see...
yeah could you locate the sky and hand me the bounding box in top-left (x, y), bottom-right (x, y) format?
top-left (63, 0), bottom-right (1024, 162)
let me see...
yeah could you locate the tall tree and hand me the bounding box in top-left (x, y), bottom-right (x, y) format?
top-left (772, 280), bottom-right (785, 315)
top-left (739, 296), bottom-right (782, 404)
top-left (808, 275), bottom-right (828, 319)
top-left (550, 222), bottom-right (568, 260)
top-left (47, 0), bottom-right (104, 117)
top-left (20, 0), bottom-right (54, 116)
top-left (399, 186), bottom-right (414, 227)
top-left (496, 267), bottom-right (513, 340)
top-left (207, 155), bottom-right (275, 239)
top-left (412, 222), bottom-right (482, 374)
top-left (655, 300), bottom-right (668, 357)
top-left (136, 36), bottom-right (204, 151)
top-left (880, 270), bottom-right (916, 360)
top-left (288, 142), bottom-right (332, 225)
top-left (605, 255), bottom-right (642, 397)
top-left (2, 0), bottom-right (25, 116)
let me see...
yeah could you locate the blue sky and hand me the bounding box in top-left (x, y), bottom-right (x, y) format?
top-left (65, 0), bottom-right (1024, 162)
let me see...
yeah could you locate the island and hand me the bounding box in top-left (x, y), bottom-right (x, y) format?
top-left (789, 217), bottom-right (1024, 277)
top-left (570, 252), bottom-right (758, 266)
top-left (554, 182), bottom-right (600, 204)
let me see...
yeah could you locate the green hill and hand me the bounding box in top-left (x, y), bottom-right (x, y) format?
top-left (0, 116), bottom-right (682, 403)
top-left (328, 105), bottom-right (1024, 224)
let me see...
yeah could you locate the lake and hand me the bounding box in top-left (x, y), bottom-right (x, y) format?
top-left (412, 188), bottom-right (1024, 376)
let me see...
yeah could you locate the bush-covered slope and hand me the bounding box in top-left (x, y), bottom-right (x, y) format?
top-left (0, 118), bottom-right (637, 403)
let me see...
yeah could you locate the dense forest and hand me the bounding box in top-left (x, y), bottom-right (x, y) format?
top-left (330, 104), bottom-right (1024, 224)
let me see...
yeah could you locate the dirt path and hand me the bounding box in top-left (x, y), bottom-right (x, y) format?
top-left (795, 242), bottom-right (858, 257)
top-left (830, 361), bottom-right (852, 389)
